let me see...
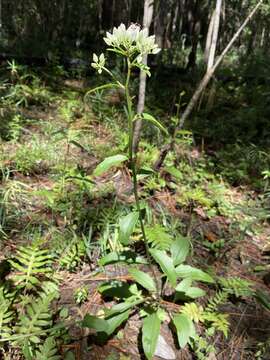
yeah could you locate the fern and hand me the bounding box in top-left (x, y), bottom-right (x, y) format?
top-left (180, 300), bottom-right (230, 339)
top-left (9, 246), bottom-right (53, 290)
top-left (184, 188), bottom-right (213, 208)
top-left (59, 240), bottom-right (86, 271)
top-left (40, 281), bottom-right (60, 299)
top-left (35, 337), bottom-right (61, 360)
top-left (0, 298), bottom-right (14, 340)
top-left (206, 291), bottom-right (229, 313)
top-left (0, 284), bottom-right (16, 340)
top-left (14, 292), bottom-right (54, 345)
top-left (181, 302), bottom-right (204, 323)
top-left (145, 224), bottom-right (173, 250)
top-left (219, 277), bottom-right (254, 298)
top-left (0, 245), bottom-right (65, 359)
top-left (203, 312), bottom-right (230, 337)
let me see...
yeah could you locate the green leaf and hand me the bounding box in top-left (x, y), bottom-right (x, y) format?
top-left (173, 313), bottom-right (196, 349)
top-left (141, 113), bottom-right (168, 136)
top-left (185, 287), bottom-right (206, 299)
top-left (142, 312), bottom-right (161, 360)
top-left (82, 315), bottom-right (108, 332)
top-left (175, 278), bottom-right (192, 292)
top-left (93, 155), bottom-right (128, 177)
top-left (119, 212), bottom-right (139, 245)
top-left (255, 289), bottom-right (270, 311)
top-left (175, 265), bottom-right (214, 283)
top-left (106, 310), bottom-right (131, 336)
top-left (35, 337), bottom-right (61, 360)
top-left (171, 236), bottom-right (190, 266)
top-left (98, 251), bottom-right (147, 266)
top-left (105, 299), bottom-right (143, 317)
top-left (98, 282), bottom-right (132, 299)
top-left (129, 268), bottom-right (157, 292)
top-left (165, 166), bottom-right (183, 180)
top-left (149, 249), bottom-right (177, 287)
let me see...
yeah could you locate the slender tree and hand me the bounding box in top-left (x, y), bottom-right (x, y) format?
top-left (207, 0), bottom-right (222, 70)
top-left (132, 0), bottom-right (154, 153)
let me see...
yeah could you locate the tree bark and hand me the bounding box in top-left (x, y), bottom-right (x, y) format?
top-left (186, 0), bottom-right (201, 69)
top-left (207, 0), bottom-right (222, 70)
top-left (0, 0), bottom-right (2, 41)
top-left (154, 0), bottom-right (264, 170)
top-left (204, 10), bottom-right (215, 64)
top-left (132, 0), bottom-right (154, 153)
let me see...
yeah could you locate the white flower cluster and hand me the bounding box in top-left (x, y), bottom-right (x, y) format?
top-left (91, 53), bottom-right (105, 74)
top-left (103, 23), bottom-right (161, 56)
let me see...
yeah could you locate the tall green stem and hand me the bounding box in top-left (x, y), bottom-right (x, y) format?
top-left (125, 58), bottom-right (147, 242)
top-left (125, 58), bottom-right (160, 296)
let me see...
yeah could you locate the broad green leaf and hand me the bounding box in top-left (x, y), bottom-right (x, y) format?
top-left (119, 212), bottom-right (139, 245)
top-left (175, 278), bottom-right (192, 292)
top-left (171, 236), bottom-right (190, 266)
top-left (142, 312), bottom-right (161, 360)
top-left (141, 113), bottom-right (168, 136)
top-left (185, 287), bottom-right (206, 299)
top-left (150, 249), bottom-right (177, 287)
top-left (175, 265), bottom-right (214, 283)
top-left (98, 282), bottom-right (132, 299)
top-left (93, 155), bottom-right (128, 177)
top-left (173, 313), bottom-right (196, 349)
top-left (105, 299), bottom-right (143, 317)
top-left (156, 308), bottom-right (167, 321)
top-left (137, 167), bottom-right (156, 175)
top-left (98, 251), bottom-right (147, 266)
top-left (82, 315), bottom-right (107, 332)
top-left (106, 309), bottom-right (131, 335)
top-left (129, 268), bottom-right (157, 292)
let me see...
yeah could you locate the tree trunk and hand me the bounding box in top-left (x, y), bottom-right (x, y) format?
top-left (205, 0), bottom-right (222, 109)
top-left (186, 0), bottom-right (201, 69)
top-left (204, 10), bottom-right (215, 64)
top-left (132, 0), bottom-right (154, 153)
top-left (207, 0), bottom-right (222, 70)
top-left (0, 0), bottom-right (2, 40)
top-left (98, 0), bottom-right (103, 32)
top-left (154, 0), bottom-right (167, 48)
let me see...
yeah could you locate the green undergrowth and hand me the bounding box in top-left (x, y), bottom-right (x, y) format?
top-left (0, 61), bottom-right (269, 359)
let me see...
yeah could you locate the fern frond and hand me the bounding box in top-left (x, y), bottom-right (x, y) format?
top-left (14, 293), bottom-right (54, 345)
top-left (181, 302), bottom-right (204, 323)
top-left (35, 337), bottom-right (61, 360)
top-left (203, 312), bottom-right (230, 337)
top-left (185, 188), bottom-right (213, 208)
top-left (0, 286), bottom-right (15, 339)
top-left (145, 224), bottom-right (173, 250)
top-left (59, 240), bottom-right (86, 271)
top-left (9, 246), bottom-right (53, 290)
top-left (206, 291), bottom-right (229, 313)
top-left (219, 277), bottom-right (253, 298)
top-left (40, 281), bottom-right (60, 299)
top-left (0, 299), bottom-right (14, 339)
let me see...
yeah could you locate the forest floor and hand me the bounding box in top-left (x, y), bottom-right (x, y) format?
top-left (0, 76), bottom-right (270, 360)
